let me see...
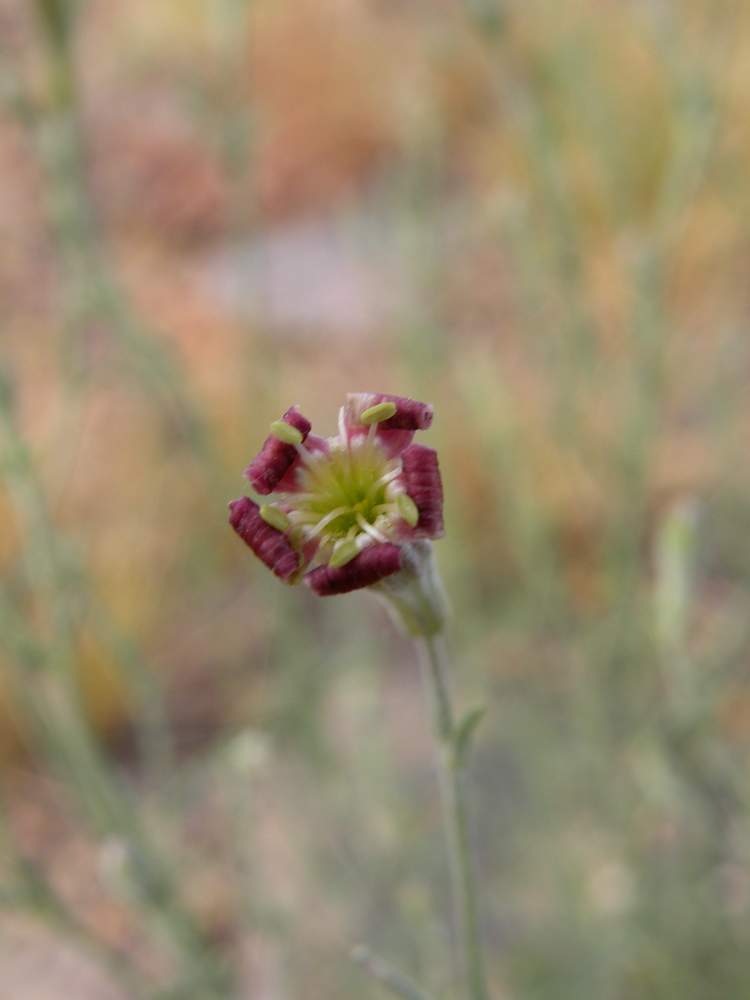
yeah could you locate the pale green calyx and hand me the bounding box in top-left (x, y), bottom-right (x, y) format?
top-left (360, 401), bottom-right (397, 425)
top-left (259, 504), bottom-right (291, 532)
top-left (270, 420), bottom-right (304, 445)
top-left (372, 540), bottom-right (448, 636)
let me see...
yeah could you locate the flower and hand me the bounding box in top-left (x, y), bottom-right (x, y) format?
top-left (228, 393), bottom-right (444, 598)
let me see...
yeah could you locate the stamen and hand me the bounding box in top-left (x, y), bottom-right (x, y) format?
top-left (287, 510), bottom-right (323, 525)
top-left (270, 420), bottom-right (304, 446)
top-left (306, 505), bottom-right (351, 539)
top-left (396, 493), bottom-right (419, 528)
top-left (338, 406), bottom-right (349, 446)
top-left (259, 504), bottom-right (291, 533)
top-left (380, 466), bottom-right (402, 485)
top-left (294, 442), bottom-right (319, 467)
top-left (283, 491), bottom-right (319, 503)
top-left (356, 512), bottom-right (389, 544)
top-left (363, 465), bottom-right (401, 504)
top-left (361, 401), bottom-right (397, 425)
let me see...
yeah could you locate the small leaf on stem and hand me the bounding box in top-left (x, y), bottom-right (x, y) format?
top-left (454, 705), bottom-right (487, 764)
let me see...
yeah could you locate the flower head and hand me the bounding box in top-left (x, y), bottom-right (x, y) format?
top-left (229, 393), bottom-right (444, 598)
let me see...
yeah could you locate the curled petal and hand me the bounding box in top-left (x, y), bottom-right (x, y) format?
top-left (305, 543), bottom-right (401, 596)
top-left (345, 393), bottom-right (433, 432)
top-left (273, 434), bottom-right (330, 493)
top-left (246, 406), bottom-right (311, 495)
top-left (346, 426), bottom-right (414, 460)
top-left (374, 428), bottom-right (416, 460)
top-left (401, 444), bottom-right (444, 538)
top-left (229, 497), bottom-right (300, 581)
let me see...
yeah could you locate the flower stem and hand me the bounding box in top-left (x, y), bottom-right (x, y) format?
top-left (417, 633), bottom-right (490, 1000)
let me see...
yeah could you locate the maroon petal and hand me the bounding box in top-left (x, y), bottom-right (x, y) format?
top-left (376, 394), bottom-right (433, 431)
top-left (273, 433), bottom-right (329, 493)
top-left (229, 497), bottom-right (300, 581)
top-left (245, 406), bottom-right (311, 495)
top-left (401, 444), bottom-right (444, 538)
top-left (305, 543), bottom-right (402, 596)
top-left (346, 393), bottom-right (433, 431)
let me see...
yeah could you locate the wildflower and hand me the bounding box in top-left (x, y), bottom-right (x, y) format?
top-left (229, 393), bottom-right (445, 626)
top-left (229, 397), bottom-right (487, 997)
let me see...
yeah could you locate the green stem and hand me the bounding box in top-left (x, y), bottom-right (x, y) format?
top-left (418, 633), bottom-right (489, 1000)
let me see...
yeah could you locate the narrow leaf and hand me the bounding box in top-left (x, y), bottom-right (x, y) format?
top-left (454, 705), bottom-right (487, 763)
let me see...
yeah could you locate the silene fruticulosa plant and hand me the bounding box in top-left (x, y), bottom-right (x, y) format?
top-left (229, 394), bottom-right (490, 1000)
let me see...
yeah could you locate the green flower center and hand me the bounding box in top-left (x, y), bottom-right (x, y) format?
top-left (258, 427), bottom-right (419, 569)
top-left (290, 439), bottom-right (397, 545)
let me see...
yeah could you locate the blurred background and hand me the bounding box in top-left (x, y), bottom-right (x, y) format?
top-left (1, 0), bottom-right (750, 996)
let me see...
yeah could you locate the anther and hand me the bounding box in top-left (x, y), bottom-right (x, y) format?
top-left (259, 504), bottom-right (291, 532)
top-left (396, 493), bottom-right (419, 528)
top-left (270, 420), bottom-right (304, 446)
top-left (329, 539), bottom-right (360, 568)
top-left (360, 401), bottom-right (398, 425)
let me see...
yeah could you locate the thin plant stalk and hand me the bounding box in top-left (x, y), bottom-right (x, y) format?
top-left (351, 945), bottom-right (437, 1000)
top-left (0, 379), bottom-right (231, 997)
top-left (417, 633), bottom-right (489, 1000)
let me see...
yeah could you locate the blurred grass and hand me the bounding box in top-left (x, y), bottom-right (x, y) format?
top-left (1, 0), bottom-right (750, 996)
